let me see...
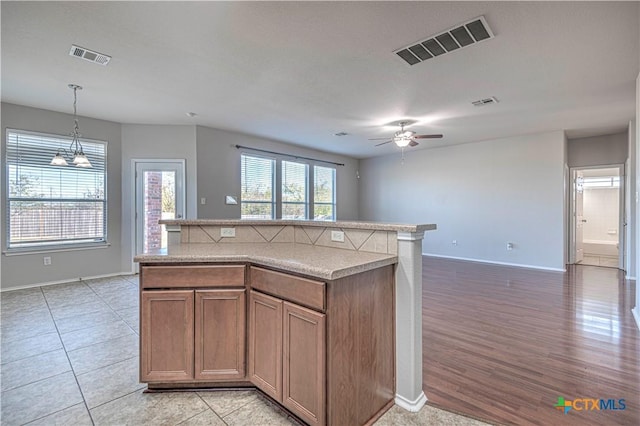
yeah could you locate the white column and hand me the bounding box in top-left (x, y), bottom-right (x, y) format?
top-left (394, 230), bottom-right (427, 412)
top-left (166, 224), bottom-right (182, 248)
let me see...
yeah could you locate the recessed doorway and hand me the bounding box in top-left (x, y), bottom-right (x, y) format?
top-left (569, 165), bottom-right (625, 269)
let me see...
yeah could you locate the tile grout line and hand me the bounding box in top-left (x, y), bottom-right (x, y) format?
top-left (196, 390), bottom-right (257, 424)
top-left (186, 393), bottom-right (229, 426)
top-left (20, 402), bottom-right (89, 426)
top-left (40, 285), bottom-right (96, 426)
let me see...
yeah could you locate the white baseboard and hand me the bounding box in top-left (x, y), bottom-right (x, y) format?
top-left (1, 271), bottom-right (135, 292)
top-left (423, 253), bottom-right (566, 272)
top-left (632, 307), bottom-right (640, 331)
top-left (625, 275), bottom-right (636, 281)
top-left (395, 391), bottom-right (427, 413)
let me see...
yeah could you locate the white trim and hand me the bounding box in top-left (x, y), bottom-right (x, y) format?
top-left (395, 391), bottom-right (427, 413)
top-left (625, 275), bottom-right (636, 280)
top-left (397, 231), bottom-right (425, 241)
top-left (131, 159), bottom-right (186, 273)
top-left (0, 271), bottom-right (134, 293)
top-left (423, 253), bottom-right (566, 272)
top-left (3, 242), bottom-right (111, 256)
top-left (632, 307), bottom-right (640, 330)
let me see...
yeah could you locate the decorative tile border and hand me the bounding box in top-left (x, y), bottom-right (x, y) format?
top-left (176, 225), bottom-right (397, 255)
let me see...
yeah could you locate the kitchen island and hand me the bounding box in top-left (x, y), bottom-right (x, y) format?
top-left (135, 220), bottom-right (435, 425)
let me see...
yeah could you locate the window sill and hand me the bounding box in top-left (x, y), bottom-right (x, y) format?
top-left (3, 242), bottom-right (111, 256)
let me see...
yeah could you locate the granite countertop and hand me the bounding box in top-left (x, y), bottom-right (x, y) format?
top-left (160, 219), bottom-right (436, 234)
top-left (134, 243), bottom-right (397, 281)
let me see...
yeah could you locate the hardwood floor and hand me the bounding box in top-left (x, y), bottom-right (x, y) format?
top-left (422, 257), bottom-right (639, 425)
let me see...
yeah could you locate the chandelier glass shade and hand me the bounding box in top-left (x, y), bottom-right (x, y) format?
top-left (50, 84), bottom-right (92, 168)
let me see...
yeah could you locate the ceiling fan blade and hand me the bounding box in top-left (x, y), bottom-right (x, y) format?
top-left (409, 140), bottom-right (419, 147)
top-left (368, 137), bottom-right (393, 141)
top-left (374, 140), bottom-right (393, 147)
top-left (413, 134), bottom-right (443, 139)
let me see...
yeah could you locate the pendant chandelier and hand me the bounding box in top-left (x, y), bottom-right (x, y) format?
top-left (50, 84), bottom-right (92, 168)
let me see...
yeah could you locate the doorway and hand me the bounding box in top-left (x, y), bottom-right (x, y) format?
top-left (134, 160), bottom-right (185, 258)
top-left (570, 165), bottom-right (625, 269)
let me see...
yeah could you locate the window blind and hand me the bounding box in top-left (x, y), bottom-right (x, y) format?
top-left (314, 165), bottom-right (336, 220)
top-left (6, 130), bottom-right (107, 249)
top-left (281, 161), bottom-right (308, 220)
top-left (241, 154), bottom-right (275, 219)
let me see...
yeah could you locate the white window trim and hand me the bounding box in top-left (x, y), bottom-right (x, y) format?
top-left (5, 128), bottom-right (109, 253)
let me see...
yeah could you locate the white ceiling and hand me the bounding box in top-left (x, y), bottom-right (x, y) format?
top-left (1, 1), bottom-right (638, 159)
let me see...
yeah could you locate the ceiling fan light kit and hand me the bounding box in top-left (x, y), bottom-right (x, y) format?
top-left (370, 120), bottom-right (443, 149)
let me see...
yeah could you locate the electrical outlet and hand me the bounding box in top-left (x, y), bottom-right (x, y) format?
top-left (331, 230), bottom-right (345, 242)
top-left (200, 197), bottom-right (206, 205)
top-left (452, 240), bottom-right (457, 246)
top-left (43, 256), bottom-right (52, 266)
top-left (221, 227), bottom-right (236, 238)
top-left (507, 242), bottom-right (514, 251)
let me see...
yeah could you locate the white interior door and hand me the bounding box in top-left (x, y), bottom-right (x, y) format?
top-left (135, 161), bottom-right (185, 257)
top-left (574, 170), bottom-right (585, 263)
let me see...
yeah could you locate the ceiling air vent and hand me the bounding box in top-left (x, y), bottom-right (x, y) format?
top-left (471, 96), bottom-right (499, 107)
top-left (69, 45), bottom-right (111, 66)
top-left (394, 16), bottom-right (494, 66)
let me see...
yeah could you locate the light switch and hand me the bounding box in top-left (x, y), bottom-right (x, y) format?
top-left (200, 197), bottom-right (206, 205)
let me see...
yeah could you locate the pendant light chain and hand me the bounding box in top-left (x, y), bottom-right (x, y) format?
top-left (50, 84), bottom-right (92, 168)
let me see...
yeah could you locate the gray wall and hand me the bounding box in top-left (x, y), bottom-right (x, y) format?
top-left (359, 131), bottom-right (567, 270)
top-left (1, 103), bottom-right (123, 290)
top-left (567, 132), bottom-right (628, 168)
top-left (568, 131), bottom-right (632, 275)
top-left (120, 124), bottom-right (198, 272)
top-left (196, 126), bottom-right (360, 220)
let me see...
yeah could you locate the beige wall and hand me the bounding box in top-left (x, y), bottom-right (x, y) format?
top-left (1, 103), bottom-right (123, 290)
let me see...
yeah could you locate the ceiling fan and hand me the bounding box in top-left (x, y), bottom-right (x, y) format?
top-left (370, 121), bottom-right (443, 148)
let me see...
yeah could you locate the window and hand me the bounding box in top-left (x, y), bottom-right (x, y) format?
top-left (241, 153), bottom-right (337, 220)
top-left (6, 129), bottom-right (107, 250)
top-left (314, 165), bottom-right (336, 221)
top-left (241, 154), bottom-right (275, 219)
top-left (281, 161), bottom-right (308, 219)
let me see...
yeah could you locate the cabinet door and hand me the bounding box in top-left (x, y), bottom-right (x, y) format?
top-left (249, 290), bottom-right (282, 401)
top-left (195, 289), bottom-right (246, 381)
top-left (141, 290), bottom-right (194, 382)
top-left (283, 302), bottom-right (326, 426)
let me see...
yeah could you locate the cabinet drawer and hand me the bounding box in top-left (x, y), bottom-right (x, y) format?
top-left (250, 267), bottom-right (325, 311)
top-left (142, 265), bottom-right (245, 288)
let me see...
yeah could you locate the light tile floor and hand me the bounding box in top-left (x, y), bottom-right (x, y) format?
top-left (581, 254), bottom-right (619, 268)
top-left (1, 275), bottom-right (487, 426)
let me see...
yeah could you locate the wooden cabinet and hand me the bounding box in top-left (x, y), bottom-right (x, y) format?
top-left (139, 262), bottom-right (394, 426)
top-left (141, 290), bottom-right (194, 382)
top-left (195, 290), bottom-right (245, 380)
top-left (248, 291), bottom-right (283, 400)
top-left (282, 301), bottom-right (326, 426)
top-left (249, 265), bottom-right (395, 426)
top-left (249, 290), bottom-right (326, 426)
top-left (140, 265), bottom-right (246, 383)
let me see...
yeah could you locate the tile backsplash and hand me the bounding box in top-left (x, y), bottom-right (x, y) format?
top-left (178, 224), bottom-right (397, 255)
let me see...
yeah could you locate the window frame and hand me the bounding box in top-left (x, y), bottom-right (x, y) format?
top-left (240, 152), bottom-right (337, 221)
top-left (281, 160), bottom-right (309, 220)
top-left (5, 128), bottom-right (109, 253)
top-left (313, 165), bottom-right (337, 221)
top-left (240, 153), bottom-right (276, 220)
